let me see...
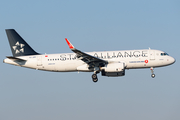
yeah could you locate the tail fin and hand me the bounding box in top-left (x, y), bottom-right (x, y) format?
top-left (5, 29), bottom-right (39, 57)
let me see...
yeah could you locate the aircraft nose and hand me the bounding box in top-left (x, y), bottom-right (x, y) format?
top-left (172, 57), bottom-right (176, 64)
top-left (170, 56), bottom-right (176, 64)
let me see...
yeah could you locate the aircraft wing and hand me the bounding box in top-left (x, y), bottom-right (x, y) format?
top-left (65, 38), bottom-right (108, 67)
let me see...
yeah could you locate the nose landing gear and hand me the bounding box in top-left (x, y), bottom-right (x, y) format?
top-left (150, 67), bottom-right (155, 78)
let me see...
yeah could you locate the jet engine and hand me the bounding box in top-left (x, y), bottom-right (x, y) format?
top-left (101, 62), bottom-right (125, 77)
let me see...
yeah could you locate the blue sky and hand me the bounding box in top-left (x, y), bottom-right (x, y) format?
top-left (0, 0), bottom-right (180, 120)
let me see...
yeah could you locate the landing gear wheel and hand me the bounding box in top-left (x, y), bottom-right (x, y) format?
top-left (93, 78), bottom-right (98, 82)
top-left (92, 74), bottom-right (97, 79)
top-left (151, 74), bottom-right (155, 78)
top-left (92, 74), bottom-right (98, 82)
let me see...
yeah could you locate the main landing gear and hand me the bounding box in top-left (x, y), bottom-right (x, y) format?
top-left (92, 73), bottom-right (98, 82)
top-left (92, 67), bottom-right (100, 82)
top-left (150, 67), bottom-right (155, 78)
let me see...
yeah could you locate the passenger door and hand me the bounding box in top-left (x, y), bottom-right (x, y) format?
top-left (149, 50), bottom-right (155, 60)
top-left (37, 56), bottom-right (42, 66)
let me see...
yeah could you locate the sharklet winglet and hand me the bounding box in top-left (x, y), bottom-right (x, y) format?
top-left (65, 38), bottom-right (75, 49)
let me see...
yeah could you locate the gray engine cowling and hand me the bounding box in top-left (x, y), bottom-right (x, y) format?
top-left (101, 62), bottom-right (125, 77)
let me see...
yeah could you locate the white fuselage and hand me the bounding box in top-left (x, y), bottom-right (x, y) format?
top-left (3, 49), bottom-right (175, 72)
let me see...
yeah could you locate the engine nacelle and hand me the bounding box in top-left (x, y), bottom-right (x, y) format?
top-left (101, 62), bottom-right (125, 77)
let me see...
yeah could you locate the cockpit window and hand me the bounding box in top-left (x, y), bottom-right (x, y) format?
top-left (161, 53), bottom-right (169, 56)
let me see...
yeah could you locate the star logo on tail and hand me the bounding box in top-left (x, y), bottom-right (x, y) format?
top-left (13, 41), bottom-right (25, 54)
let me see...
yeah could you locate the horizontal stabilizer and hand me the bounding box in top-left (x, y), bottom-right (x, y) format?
top-left (6, 56), bottom-right (27, 62)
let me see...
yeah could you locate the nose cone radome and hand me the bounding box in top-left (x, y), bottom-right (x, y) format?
top-left (169, 56), bottom-right (176, 65)
top-left (172, 57), bottom-right (176, 64)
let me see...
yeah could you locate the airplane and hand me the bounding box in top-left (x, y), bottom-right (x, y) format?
top-left (3, 29), bottom-right (175, 82)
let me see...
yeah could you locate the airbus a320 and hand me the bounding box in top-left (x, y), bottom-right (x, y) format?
top-left (3, 29), bottom-right (175, 82)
